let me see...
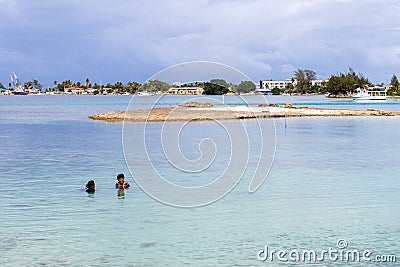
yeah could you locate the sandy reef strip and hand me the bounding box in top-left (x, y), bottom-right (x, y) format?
top-left (88, 106), bottom-right (400, 122)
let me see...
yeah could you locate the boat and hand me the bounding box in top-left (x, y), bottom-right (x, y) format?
top-left (10, 72), bottom-right (27, 95)
top-left (351, 87), bottom-right (386, 101)
top-left (13, 90), bottom-right (27, 95)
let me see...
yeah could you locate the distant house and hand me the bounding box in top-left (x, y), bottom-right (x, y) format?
top-left (64, 87), bottom-right (96, 95)
top-left (86, 88), bottom-right (96, 94)
top-left (260, 79), bottom-right (293, 90)
top-left (166, 87), bottom-right (204, 95)
top-left (311, 80), bottom-right (327, 87)
top-left (65, 87), bottom-right (84, 94)
top-left (103, 88), bottom-right (113, 95)
top-left (259, 79), bottom-right (328, 90)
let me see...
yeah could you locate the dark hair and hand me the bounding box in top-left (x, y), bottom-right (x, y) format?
top-left (117, 173), bottom-right (125, 180)
top-left (86, 180), bottom-right (95, 188)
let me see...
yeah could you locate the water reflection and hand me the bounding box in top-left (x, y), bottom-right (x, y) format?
top-left (117, 188), bottom-right (125, 199)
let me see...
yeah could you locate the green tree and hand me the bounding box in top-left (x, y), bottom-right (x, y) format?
top-left (57, 84), bottom-right (65, 92)
top-left (75, 81), bottom-right (82, 88)
top-left (141, 80), bottom-right (170, 92)
top-left (391, 74), bottom-right (399, 92)
top-left (386, 87), bottom-right (395, 96)
top-left (203, 82), bottom-right (229, 95)
top-left (351, 68), bottom-right (370, 89)
top-left (325, 67), bottom-right (371, 95)
top-left (294, 69), bottom-right (316, 94)
top-left (113, 81), bottom-right (125, 93)
top-left (285, 83), bottom-right (294, 93)
top-left (229, 83), bottom-right (238, 93)
top-left (209, 79), bottom-right (229, 88)
top-left (310, 84), bottom-right (320, 93)
top-left (271, 87), bottom-right (281, 95)
top-left (67, 80), bottom-right (72, 87)
top-left (126, 81), bottom-right (141, 94)
top-left (85, 78), bottom-right (90, 89)
top-left (236, 81), bottom-right (256, 93)
top-left (32, 79), bottom-right (43, 90)
top-left (24, 81), bottom-right (33, 90)
top-left (294, 69), bottom-right (305, 93)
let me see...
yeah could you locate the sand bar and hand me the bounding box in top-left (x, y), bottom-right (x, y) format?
top-left (88, 105), bottom-right (400, 122)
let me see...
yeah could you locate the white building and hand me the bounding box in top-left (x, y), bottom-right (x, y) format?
top-left (260, 79), bottom-right (294, 90)
top-left (260, 79), bottom-right (327, 90)
top-left (311, 80), bottom-right (326, 87)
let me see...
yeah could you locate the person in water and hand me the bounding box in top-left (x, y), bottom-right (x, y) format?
top-left (115, 173), bottom-right (130, 189)
top-left (85, 180), bottom-right (95, 193)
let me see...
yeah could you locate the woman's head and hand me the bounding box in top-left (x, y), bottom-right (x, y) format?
top-left (86, 180), bottom-right (95, 188)
top-left (117, 173), bottom-right (125, 182)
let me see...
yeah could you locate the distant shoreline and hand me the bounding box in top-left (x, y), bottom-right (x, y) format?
top-left (2, 93), bottom-right (400, 98)
top-left (89, 105), bottom-right (400, 123)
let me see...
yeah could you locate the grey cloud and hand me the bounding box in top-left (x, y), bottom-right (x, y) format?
top-left (0, 0), bottom-right (399, 84)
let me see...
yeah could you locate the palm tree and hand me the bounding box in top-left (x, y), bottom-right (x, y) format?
top-left (391, 74), bottom-right (399, 91)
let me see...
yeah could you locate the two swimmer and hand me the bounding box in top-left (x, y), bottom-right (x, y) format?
top-left (85, 173), bottom-right (130, 194)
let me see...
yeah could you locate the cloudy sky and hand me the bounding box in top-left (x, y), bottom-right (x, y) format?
top-left (1, 0), bottom-right (399, 86)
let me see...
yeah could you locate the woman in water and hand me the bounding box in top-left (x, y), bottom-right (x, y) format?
top-left (115, 173), bottom-right (130, 190)
top-left (85, 180), bottom-right (95, 193)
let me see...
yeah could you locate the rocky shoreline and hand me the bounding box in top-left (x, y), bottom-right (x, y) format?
top-left (88, 104), bottom-right (400, 123)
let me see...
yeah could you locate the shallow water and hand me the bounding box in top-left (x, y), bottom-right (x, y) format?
top-left (0, 95), bottom-right (399, 266)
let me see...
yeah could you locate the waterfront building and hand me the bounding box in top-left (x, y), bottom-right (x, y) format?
top-left (260, 79), bottom-right (293, 90)
top-left (259, 79), bottom-right (327, 90)
top-left (166, 87), bottom-right (204, 95)
top-left (64, 87), bottom-right (96, 95)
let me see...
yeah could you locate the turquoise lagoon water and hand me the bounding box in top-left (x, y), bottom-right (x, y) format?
top-left (0, 95), bottom-right (399, 266)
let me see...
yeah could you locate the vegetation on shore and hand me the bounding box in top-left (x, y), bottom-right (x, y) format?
top-left (324, 68), bottom-right (372, 96)
top-left (45, 78), bottom-right (257, 95)
top-left (274, 68), bottom-right (400, 96)
top-left (48, 78), bottom-right (141, 95)
top-left (1, 68), bottom-right (400, 96)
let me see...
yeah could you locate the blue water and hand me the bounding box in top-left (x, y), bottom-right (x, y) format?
top-left (0, 95), bottom-right (399, 266)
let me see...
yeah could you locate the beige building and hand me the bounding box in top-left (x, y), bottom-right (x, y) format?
top-left (166, 87), bottom-right (204, 95)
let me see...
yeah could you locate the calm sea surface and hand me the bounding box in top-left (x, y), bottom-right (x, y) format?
top-left (0, 95), bottom-right (399, 266)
